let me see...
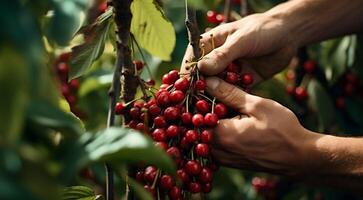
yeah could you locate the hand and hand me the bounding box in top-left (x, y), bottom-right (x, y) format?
top-left (205, 77), bottom-right (318, 176)
top-left (182, 13), bottom-right (298, 83)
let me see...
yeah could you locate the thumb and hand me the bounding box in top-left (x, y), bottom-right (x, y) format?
top-left (205, 77), bottom-right (258, 114)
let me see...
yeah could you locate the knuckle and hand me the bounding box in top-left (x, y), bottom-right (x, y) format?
top-left (214, 48), bottom-right (230, 63)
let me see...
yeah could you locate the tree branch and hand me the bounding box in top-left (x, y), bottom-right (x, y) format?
top-left (241, 0), bottom-right (248, 17)
top-left (185, 2), bottom-right (201, 60)
top-left (223, 0), bottom-right (231, 23)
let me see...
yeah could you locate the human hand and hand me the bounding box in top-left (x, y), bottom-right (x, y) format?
top-left (205, 77), bottom-right (318, 176)
top-left (182, 13), bottom-right (298, 84)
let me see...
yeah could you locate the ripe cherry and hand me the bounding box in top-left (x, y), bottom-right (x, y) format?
top-left (206, 10), bottom-right (218, 24)
top-left (146, 79), bottom-right (155, 86)
top-left (129, 107), bottom-right (141, 119)
top-left (196, 100), bottom-right (209, 113)
top-left (214, 103), bottom-right (227, 118)
top-left (185, 160), bottom-right (201, 175)
top-left (286, 85), bottom-right (295, 95)
top-left (201, 130), bottom-right (213, 144)
top-left (294, 87), bottom-right (308, 101)
top-left (180, 136), bottom-right (190, 149)
top-left (303, 60), bottom-right (316, 74)
top-left (57, 62), bottom-right (69, 75)
top-left (168, 70), bottom-right (179, 84)
top-left (154, 142), bottom-right (168, 151)
top-left (162, 74), bottom-right (171, 84)
top-left (133, 101), bottom-right (145, 108)
top-left (169, 186), bottom-right (182, 200)
top-left (169, 90), bottom-right (185, 103)
top-left (135, 171), bottom-right (144, 183)
top-left (61, 84), bottom-right (70, 97)
top-left (128, 120), bottom-right (138, 129)
top-left (188, 182), bottom-right (201, 193)
top-left (159, 174), bottom-right (174, 191)
top-left (195, 143), bottom-right (210, 157)
top-left (185, 130), bottom-right (198, 143)
top-left (202, 183), bottom-right (212, 193)
top-left (241, 73), bottom-right (254, 85)
top-left (195, 79), bottom-right (206, 90)
top-left (177, 169), bottom-right (190, 185)
top-left (136, 123), bottom-right (145, 132)
top-left (166, 125), bottom-right (180, 138)
top-left (204, 113), bottom-right (218, 127)
top-left (216, 14), bottom-right (225, 23)
top-left (192, 114), bottom-right (204, 127)
top-left (164, 106), bottom-right (180, 121)
top-left (166, 146), bottom-right (182, 163)
top-left (225, 72), bottom-right (238, 84)
top-left (226, 63), bottom-right (239, 73)
top-left (69, 79), bottom-right (80, 90)
top-left (144, 166), bottom-right (157, 183)
top-left (152, 129), bottom-right (167, 142)
top-left (58, 52), bottom-right (71, 62)
top-left (133, 60), bottom-right (144, 71)
top-left (144, 185), bottom-right (156, 197)
top-left (159, 84), bottom-right (169, 90)
top-left (148, 104), bottom-right (161, 116)
top-left (174, 78), bottom-right (190, 91)
top-left (154, 116), bottom-right (167, 128)
top-left (181, 112), bottom-right (192, 125)
top-left (157, 91), bottom-right (170, 106)
top-left (199, 167), bottom-right (213, 183)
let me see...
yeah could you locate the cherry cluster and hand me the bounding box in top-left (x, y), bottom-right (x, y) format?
top-left (54, 52), bottom-right (84, 118)
top-left (217, 62), bottom-right (254, 89)
top-left (206, 11), bottom-right (225, 24)
top-left (114, 59), bottom-right (253, 199)
top-left (251, 177), bottom-right (277, 199)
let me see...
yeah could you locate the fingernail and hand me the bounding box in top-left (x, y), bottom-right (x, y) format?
top-left (206, 77), bottom-right (220, 90)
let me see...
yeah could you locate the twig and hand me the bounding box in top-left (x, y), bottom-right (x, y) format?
top-left (223, 0), bottom-right (231, 23)
top-left (185, 1), bottom-right (201, 60)
top-left (107, 0), bottom-right (137, 200)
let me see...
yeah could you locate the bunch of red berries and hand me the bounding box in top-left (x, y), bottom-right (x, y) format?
top-left (54, 52), bottom-right (84, 118)
top-left (217, 62), bottom-right (254, 89)
top-left (115, 60), bottom-right (253, 199)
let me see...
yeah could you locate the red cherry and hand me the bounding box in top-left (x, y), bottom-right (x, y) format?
top-left (154, 116), bottom-right (167, 128)
top-left (201, 130), bottom-right (213, 144)
top-left (185, 160), bottom-right (201, 175)
top-left (66, 95), bottom-right (77, 105)
top-left (185, 130), bottom-right (198, 143)
top-left (344, 83), bottom-right (355, 95)
top-left (294, 87), bottom-right (308, 101)
top-left (129, 107), bottom-right (141, 119)
top-left (168, 70), bottom-right (179, 84)
top-left (61, 84), bottom-right (71, 97)
top-left (177, 169), bottom-right (190, 185)
top-left (98, 2), bottom-right (107, 13)
top-left (148, 104), bottom-right (161, 116)
top-left (345, 72), bottom-right (358, 84)
top-left (286, 85), bottom-right (295, 95)
top-left (195, 143), bottom-right (210, 157)
top-left (251, 177), bottom-right (267, 193)
top-left (162, 74), bottom-right (171, 84)
top-left (159, 84), bottom-right (169, 90)
top-left (146, 99), bottom-right (156, 107)
top-left (69, 79), bottom-right (80, 90)
top-left (285, 70), bottom-right (296, 81)
top-left (169, 186), bottom-right (182, 200)
top-left (195, 100), bottom-right (209, 113)
top-left (241, 73), bottom-right (254, 85)
top-left (144, 166), bottom-right (157, 183)
top-left (143, 185), bottom-right (156, 196)
top-left (136, 171), bottom-right (144, 183)
top-left (166, 125), bottom-right (180, 138)
top-left (115, 102), bottom-right (125, 115)
top-left (166, 146), bottom-right (181, 163)
top-left (164, 106), bottom-right (180, 121)
top-left (128, 120), bottom-right (138, 129)
top-left (202, 183), bottom-right (212, 193)
top-left (303, 60), bottom-right (316, 74)
top-left (216, 14), bottom-right (225, 23)
top-left (174, 78), bottom-right (190, 91)
top-left (152, 128), bottom-right (167, 142)
top-left (169, 90), bottom-right (185, 103)
top-left (57, 62), bottom-right (69, 75)
top-left (136, 123), bottom-right (145, 132)
top-left (146, 79), bottom-right (155, 86)
top-left (58, 52), bottom-right (71, 62)
top-left (133, 60), bottom-right (144, 71)
top-left (336, 97), bottom-right (345, 109)
top-left (157, 91), bottom-right (170, 106)
top-left (206, 10), bottom-right (218, 24)
top-left (199, 167), bottom-right (213, 183)
top-left (225, 72), bottom-right (238, 84)
top-left (214, 103), bottom-right (227, 118)
top-left (204, 113), bottom-right (218, 127)
top-left (155, 142), bottom-right (168, 151)
top-left (226, 63), bottom-right (239, 73)
top-left (133, 101), bottom-right (145, 108)
top-left (195, 79), bottom-right (206, 90)
top-left (159, 174), bottom-right (174, 191)
top-left (181, 112), bottom-right (192, 125)
top-left (192, 114), bottom-right (204, 127)
top-left (180, 137), bottom-right (190, 149)
top-left (189, 182), bottom-right (201, 193)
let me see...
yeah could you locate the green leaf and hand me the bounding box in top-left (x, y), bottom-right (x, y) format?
top-left (128, 178), bottom-right (153, 200)
top-left (307, 79), bottom-right (336, 132)
top-left (26, 100), bottom-right (84, 136)
top-left (131, 0), bottom-right (176, 61)
top-left (62, 186), bottom-right (99, 200)
top-left (70, 9), bottom-right (113, 79)
top-left (47, 0), bottom-right (89, 46)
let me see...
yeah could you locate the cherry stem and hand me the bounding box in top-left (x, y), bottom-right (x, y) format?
top-left (212, 97), bottom-right (216, 113)
top-left (137, 77), bottom-right (150, 100)
top-left (186, 94), bottom-right (190, 113)
top-left (125, 97), bottom-right (144, 107)
top-left (131, 34), bottom-right (154, 80)
top-left (151, 169), bottom-right (160, 189)
top-left (198, 93), bottom-right (214, 103)
top-left (210, 34), bottom-right (215, 50)
top-left (191, 145), bottom-right (195, 160)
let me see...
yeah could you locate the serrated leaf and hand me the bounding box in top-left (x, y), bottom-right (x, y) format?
top-left (26, 100), bottom-right (84, 136)
top-left (131, 0), bottom-right (176, 61)
top-left (307, 79), bottom-right (336, 132)
top-left (69, 9), bottom-right (113, 79)
top-left (62, 186), bottom-right (97, 200)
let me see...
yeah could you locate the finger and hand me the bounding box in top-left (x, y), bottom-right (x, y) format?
top-left (205, 77), bottom-right (261, 115)
top-left (181, 23), bottom-right (235, 73)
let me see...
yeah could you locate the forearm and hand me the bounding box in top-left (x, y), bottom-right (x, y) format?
top-left (303, 130), bottom-right (363, 192)
top-left (266, 0), bottom-right (363, 46)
